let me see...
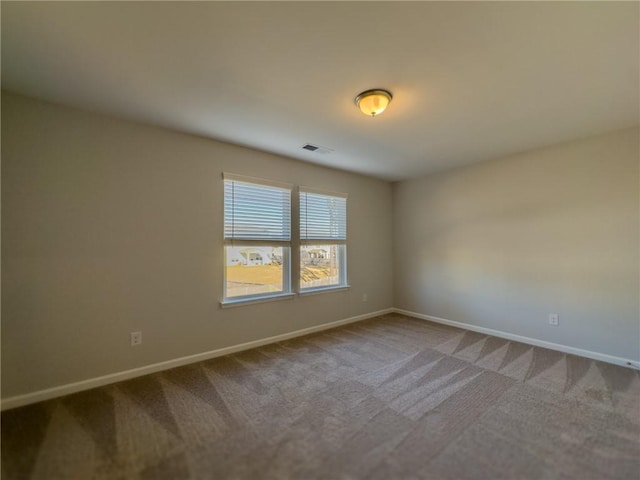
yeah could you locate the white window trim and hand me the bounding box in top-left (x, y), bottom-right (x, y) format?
top-left (299, 243), bottom-right (347, 291)
top-left (223, 172), bottom-right (293, 190)
top-left (298, 185), bottom-right (348, 198)
top-left (222, 244), bottom-right (292, 303)
top-left (220, 292), bottom-right (295, 308)
top-left (223, 174), bottom-right (292, 303)
top-left (298, 285), bottom-right (351, 296)
top-left (221, 176), bottom-right (349, 306)
top-left (298, 187), bottom-right (348, 291)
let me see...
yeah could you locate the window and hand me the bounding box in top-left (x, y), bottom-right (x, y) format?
top-left (223, 174), bottom-right (292, 302)
top-left (299, 188), bottom-right (347, 291)
top-left (222, 175), bottom-right (348, 305)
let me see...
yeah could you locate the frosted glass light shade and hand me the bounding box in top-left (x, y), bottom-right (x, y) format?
top-left (355, 89), bottom-right (392, 117)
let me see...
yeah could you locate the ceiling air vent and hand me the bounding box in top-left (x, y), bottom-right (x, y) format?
top-left (301, 144), bottom-right (333, 155)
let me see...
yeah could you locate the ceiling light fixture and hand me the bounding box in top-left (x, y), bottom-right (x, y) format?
top-left (354, 89), bottom-right (393, 117)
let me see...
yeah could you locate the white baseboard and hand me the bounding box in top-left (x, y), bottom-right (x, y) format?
top-left (394, 308), bottom-right (640, 370)
top-left (4, 306), bottom-right (636, 410)
top-left (1, 308), bottom-right (394, 411)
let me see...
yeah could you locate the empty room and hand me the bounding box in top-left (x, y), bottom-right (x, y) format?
top-left (1, 2), bottom-right (639, 479)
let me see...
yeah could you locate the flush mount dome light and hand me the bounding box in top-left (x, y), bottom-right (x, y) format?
top-left (354, 89), bottom-right (393, 117)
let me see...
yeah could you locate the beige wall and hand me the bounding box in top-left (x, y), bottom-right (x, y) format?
top-left (1, 92), bottom-right (394, 398)
top-left (393, 127), bottom-right (640, 361)
top-left (3, 91), bottom-right (638, 401)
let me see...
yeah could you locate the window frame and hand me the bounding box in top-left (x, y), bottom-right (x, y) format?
top-left (221, 175), bottom-right (349, 307)
top-left (221, 173), bottom-right (293, 306)
top-left (298, 244), bottom-right (348, 294)
top-left (298, 187), bottom-right (348, 293)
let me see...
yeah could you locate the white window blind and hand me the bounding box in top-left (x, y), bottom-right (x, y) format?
top-left (299, 189), bottom-right (347, 242)
top-left (224, 175), bottom-right (291, 242)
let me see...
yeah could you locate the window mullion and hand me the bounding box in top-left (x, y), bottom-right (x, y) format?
top-left (292, 186), bottom-right (301, 293)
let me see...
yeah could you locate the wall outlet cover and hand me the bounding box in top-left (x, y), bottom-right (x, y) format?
top-left (130, 331), bottom-right (142, 346)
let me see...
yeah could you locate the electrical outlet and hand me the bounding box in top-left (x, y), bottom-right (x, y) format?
top-left (130, 331), bottom-right (142, 346)
top-left (548, 314), bottom-right (559, 326)
top-left (362, 293), bottom-right (368, 302)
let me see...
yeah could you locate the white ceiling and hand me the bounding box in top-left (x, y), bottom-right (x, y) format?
top-left (2, 2), bottom-right (638, 181)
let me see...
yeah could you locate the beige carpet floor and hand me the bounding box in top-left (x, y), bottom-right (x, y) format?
top-left (2, 313), bottom-right (639, 479)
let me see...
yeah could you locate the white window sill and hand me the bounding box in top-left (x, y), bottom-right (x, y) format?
top-left (298, 285), bottom-right (351, 296)
top-left (220, 293), bottom-right (295, 309)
